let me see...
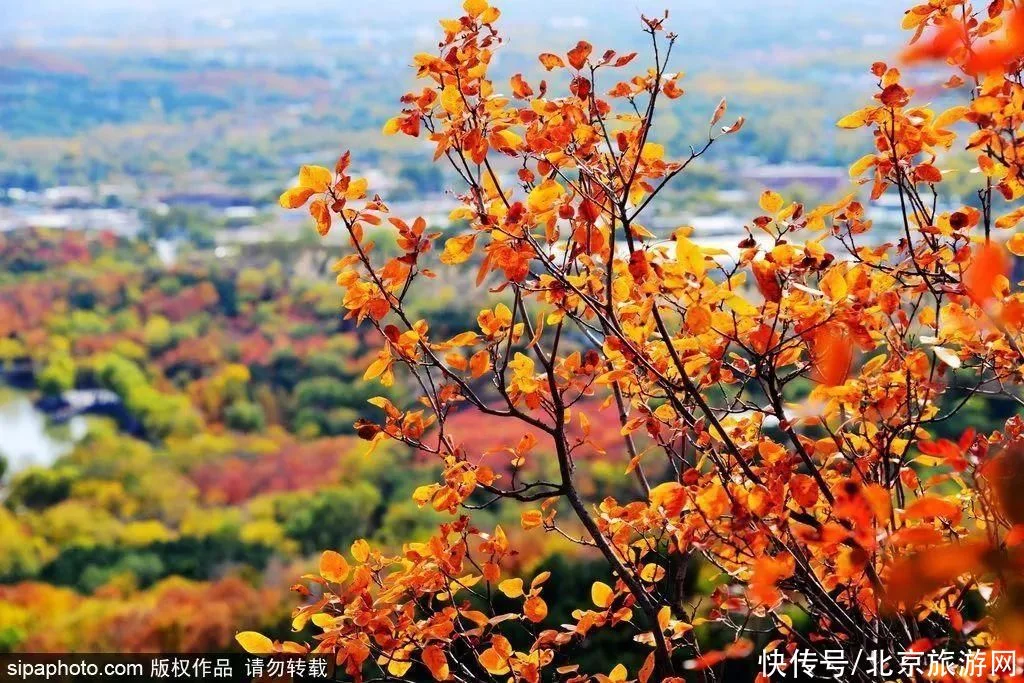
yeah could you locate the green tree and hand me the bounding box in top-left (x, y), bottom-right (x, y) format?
top-left (224, 400), bottom-right (266, 433)
top-left (276, 484), bottom-right (381, 555)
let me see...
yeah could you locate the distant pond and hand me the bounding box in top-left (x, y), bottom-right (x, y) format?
top-left (0, 396), bottom-right (87, 473)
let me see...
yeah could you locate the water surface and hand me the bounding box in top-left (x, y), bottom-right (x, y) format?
top-left (0, 397), bottom-right (87, 473)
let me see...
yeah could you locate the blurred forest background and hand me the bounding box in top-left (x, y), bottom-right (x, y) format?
top-left (0, 0), bottom-right (1004, 669)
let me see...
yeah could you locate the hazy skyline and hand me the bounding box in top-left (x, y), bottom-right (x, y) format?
top-left (4, 0), bottom-right (905, 49)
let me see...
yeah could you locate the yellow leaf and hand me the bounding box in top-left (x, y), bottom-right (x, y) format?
top-left (445, 331), bottom-right (479, 347)
top-left (412, 484), bottom-right (436, 506)
top-left (382, 116), bottom-right (401, 135)
top-left (527, 179), bottom-right (563, 213)
top-left (848, 154), bottom-right (876, 178)
top-left (460, 609), bottom-right (489, 626)
top-left (725, 294), bottom-right (758, 316)
top-left (836, 110), bottom-right (869, 129)
top-left (346, 178), bottom-right (368, 200)
top-left (657, 606), bottom-right (671, 631)
top-left (609, 664), bottom-right (628, 682)
top-left (675, 233), bottom-right (707, 277)
top-left (299, 165), bottom-right (332, 192)
top-left (311, 612), bottom-right (335, 629)
top-left (279, 186), bottom-right (316, 209)
top-left (759, 190), bottom-right (783, 214)
top-left (498, 577), bottom-right (524, 598)
top-left (641, 142), bottom-right (664, 161)
top-left (441, 233), bottom-right (477, 265)
top-left (463, 0), bottom-right (488, 17)
top-left (494, 128), bottom-right (523, 150)
top-left (820, 265), bottom-right (849, 301)
top-left (902, 10), bottom-right (928, 29)
top-left (351, 539), bottom-right (370, 562)
top-left (441, 84), bottom-right (464, 116)
top-left (364, 356), bottom-right (390, 381)
top-left (934, 105), bottom-right (969, 128)
top-left (591, 581), bottom-right (614, 608)
top-left (973, 96), bottom-right (1001, 115)
top-left (388, 658), bottom-right (412, 677)
top-left (319, 550), bottom-right (350, 583)
top-left (236, 631), bottom-right (274, 654)
top-left (538, 53), bottom-right (565, 71)
top-left (291, 611), bottom-right (310, 631)
top-left (640, 563), bottom-right (665, 582)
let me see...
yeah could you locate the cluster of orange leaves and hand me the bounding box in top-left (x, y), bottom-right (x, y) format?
top-left (240, 0), bottom-right (1024, 680)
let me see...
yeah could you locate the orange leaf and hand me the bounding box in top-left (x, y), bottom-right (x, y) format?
top-left (752, 260), bottom-right (781, 303)
top-left (479, 648), bottom-right (509, 675)
top-left (888, 526), bottom-right (944, 547)
top-left (965, 242), bottom-right (1009, 306)
top-left (790, 474), bottom-right (819, 508)
top-left (422, 645), bottom-right (450, 681)
top-left (901, 16), bottom-right (965, 65)
top-left (810, 323), bottom-right (853, 386)
top-left (510, 73), bottom-right (534, 98)
top-left (538, 53), bottom-right (565, 71)
top-left (1008, 233), bottom-right (1024, 256)
top-left (687, 651), bottom-right (726, 671)
top-left (566, 41), bottom-right (592, 69)
top-left (523, 595), bottom-right (548, 622)
top-left (685, 305), bottom-right (712, 334)
top-left (915, 164), bottom-right (943, 184)
top-left (885, 541), bottom-right (987, 606)
top-left (310, 199), bottom-right (331, 236)
top-left (638, 653), bottom-right (656, 683)
top-left (904, 496), bottom-right (961, 524)
top-left (749, 553), bottom-right (795, 607)
top-left (319, 550), bottom-right (350, 583)
top-left (463, 0), bottom-right (488, 18)
top-left (521, 509), bottom-right (543, 529)
top-left (469, 349), bottom-right (490, 378)
top-left (279, 186), bottom-right (316, 209)
top-left (986, 443), bottom-right (1024, 525)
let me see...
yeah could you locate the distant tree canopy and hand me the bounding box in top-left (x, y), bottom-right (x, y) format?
top-left (397, 163), bottom-right (445, 195)
top-left (0, 230), bottom-right (472, 657)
